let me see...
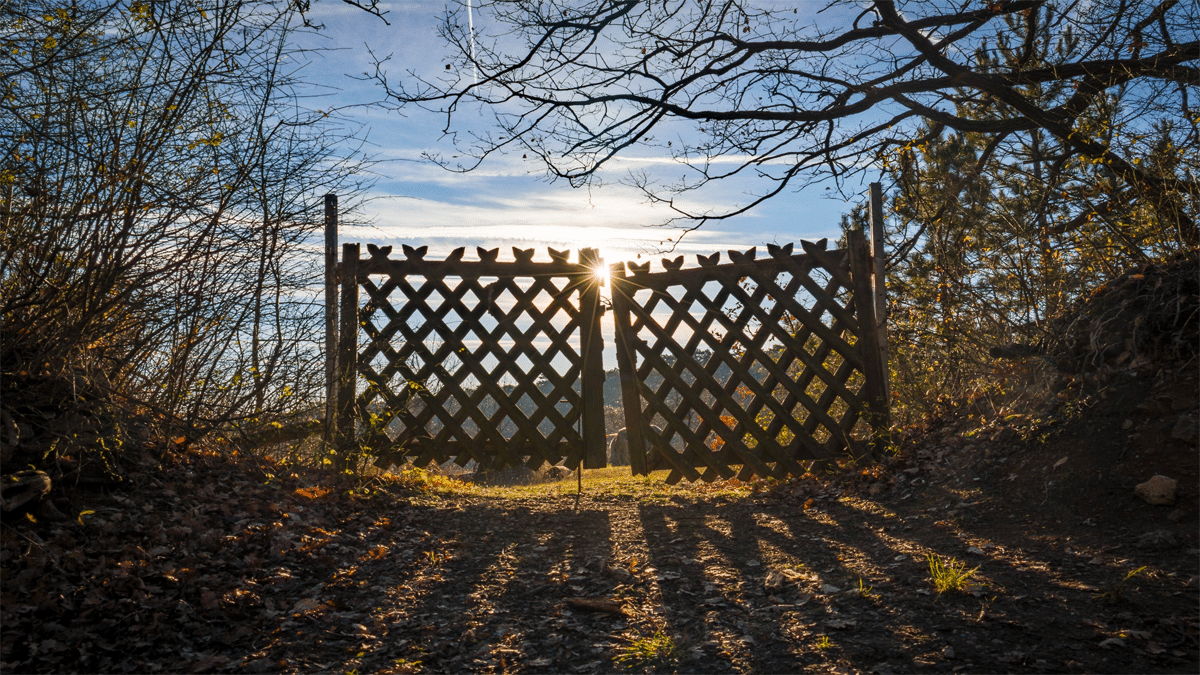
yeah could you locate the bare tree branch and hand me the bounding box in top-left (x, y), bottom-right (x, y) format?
top-left (371, 0), bottom-right (1197, 243)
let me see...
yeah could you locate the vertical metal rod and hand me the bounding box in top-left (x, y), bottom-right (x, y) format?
top-left (324, 195), bottom-right (338, 449)
top-left (868, 182), bottom-right (890, 400)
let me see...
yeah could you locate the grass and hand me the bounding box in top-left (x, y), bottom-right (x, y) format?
top-left (1096, 566), bottom-right (1146, 602)
top-left (614, 629), bottom-right (679, 670)
top-left (380, 464), bottom-right (760, 502)
top-left (927, 553), bottom-right (980, 593)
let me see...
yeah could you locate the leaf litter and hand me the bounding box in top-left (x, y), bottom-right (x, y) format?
top-left (3, 368), bottom-right (1199, 675)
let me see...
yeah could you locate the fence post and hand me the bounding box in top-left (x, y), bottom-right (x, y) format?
top-left (869, 182), bottom-right (890, 401)
top-left (578, 248), bottom-right (607, 469)
top-left (847, 229), bottom-right (891, 457)
top-left (337, 242), bottom-right (360, 468)
top-left (324, 194), bottom-right (338, 450)
top-left (608, 264), bottom-right (649, 476)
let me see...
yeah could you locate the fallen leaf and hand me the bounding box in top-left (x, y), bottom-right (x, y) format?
top-left (291, 597), bottom-right (322, 613)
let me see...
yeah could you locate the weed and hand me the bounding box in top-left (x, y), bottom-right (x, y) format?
top-left (390, 658), bottom-right (422, 674)
top-left (855, 578), bottom-right (875, 598)
top-left (1096, 566), bottom-right (1146, 602)
top-left (614, 630), bottom-right (679, 670)
top-left (386, 466), bottom-right (465, 494)
top-left (927, 553), bottom-right (980, 593)
top-left (815, 636), bottom-right (833, 650)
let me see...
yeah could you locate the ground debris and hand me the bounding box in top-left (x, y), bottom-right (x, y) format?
top-left (3, 395), bottom-right (1198, 674)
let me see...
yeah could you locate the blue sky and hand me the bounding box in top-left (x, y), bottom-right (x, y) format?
top-left (300, 1), bottom-right (876, 266)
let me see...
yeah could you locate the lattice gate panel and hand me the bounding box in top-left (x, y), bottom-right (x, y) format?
top-left (609, 236), bottom-right (886, 484)
top-left (339, 244), bottom-right (607, 472)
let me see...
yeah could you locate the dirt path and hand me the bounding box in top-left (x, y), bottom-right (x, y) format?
top-left (237, 479), bottom-right (1192, 675)
top-left (2, 367), bottom-right (1197, 674)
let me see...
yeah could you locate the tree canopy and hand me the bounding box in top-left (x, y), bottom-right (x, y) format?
top-left (377, 0), bottom-right (1197, 244)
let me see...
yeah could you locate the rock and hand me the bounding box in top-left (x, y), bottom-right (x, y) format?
top-left (1167, 509), bottom-right (1186, 523)
top-left (1, 470), bottom-right (52, 514)
top-left (291, 598), bottom-right (322, 613)
top-left (1134, 475), bottom-right (1177, 505)
top-left (544, 465), bottom-right (573, 481)
top-left (607, 566), bottom-right (632, 583)
top-left (607, 425), bottom-right (663, 467)
top-left (242, 658), bottom-right (273, 673)
top-left (468, 465), bottom-right (538, 485)
top-left (608, 429), bottom-right (630, 467)
top-left (1170, 415), bottom-right (1197, 444)
top-left (1, 409), bottom-right (17, 446)
top-left (1136, 530), bottom-right (1177, 550)
top-left (764, 569), bottom-right (788, 593)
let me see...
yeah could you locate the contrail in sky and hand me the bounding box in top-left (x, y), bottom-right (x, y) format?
top-left (467, 0), bottom-right (477, 85)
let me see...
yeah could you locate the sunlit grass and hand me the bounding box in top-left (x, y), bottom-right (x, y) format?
top-left (614, 629), bottom-right (679, 670)
top-left (356, 460), bottom-right (773, 503)
top-left (926, 553), bottom-right (980, 593)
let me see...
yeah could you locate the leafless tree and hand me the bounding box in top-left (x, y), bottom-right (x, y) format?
top-left (373, 0), bottom-right (1197, 244)
top-left (1, 0), bottom-right (374, 460)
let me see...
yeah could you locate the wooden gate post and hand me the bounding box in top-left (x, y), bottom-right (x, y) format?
top-left (868, 182), bottom-right (890, 401)
top-left (578, 248), bottom-right (607, 469)
top-left (608, 263), bottom-right (649, 475)
top-left (337, 242), bottom-right (360, 468)
top-left (847, 229), bottom-right (891, 457)
top-left (324, 195), bottom-right (339, 449)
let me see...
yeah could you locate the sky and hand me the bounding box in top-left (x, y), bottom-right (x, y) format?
top-left (298, 1), bottom-right (876, 267)
top-left (298, 1), bottom-right (879, 384)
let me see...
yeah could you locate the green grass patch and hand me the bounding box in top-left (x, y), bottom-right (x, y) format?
top-left (927, 553), bottom-right (980, 593)
top-left (614, 629), bottom-right (679, 670)
top-left (393, 466), bottom-right (760, 502)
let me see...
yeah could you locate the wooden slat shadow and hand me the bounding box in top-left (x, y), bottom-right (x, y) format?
top-left (610, 236), bottom-right (886, 484)
top-left (340, 245), bottom-right (607, 472)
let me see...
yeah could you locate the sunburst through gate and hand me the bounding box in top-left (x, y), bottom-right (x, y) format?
top-left (327, 233), bottom-right (888, 482)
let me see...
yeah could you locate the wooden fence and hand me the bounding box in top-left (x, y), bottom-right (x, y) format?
top-left (324, 186), bottom-right (890, 482)
top-left (332, 243), bottom-right (608, 471)
top-left (609, 232), bottom-right (889, 484)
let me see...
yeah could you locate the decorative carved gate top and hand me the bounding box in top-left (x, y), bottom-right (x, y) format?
top-left (608, 232), bottom-right (888, 484)
top-left (335, 244), bottom-right (608, 471)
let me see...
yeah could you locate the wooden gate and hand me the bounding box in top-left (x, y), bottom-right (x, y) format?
top-left (332, 244), bottom-right (608, 472)
top-left (324, 198), bottom-right (889, 482)
top-left (608, 231), bottom-right (889, 484)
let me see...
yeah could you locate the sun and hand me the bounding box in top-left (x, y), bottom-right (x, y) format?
top-left (593, 262), bottom-right (611, 288)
